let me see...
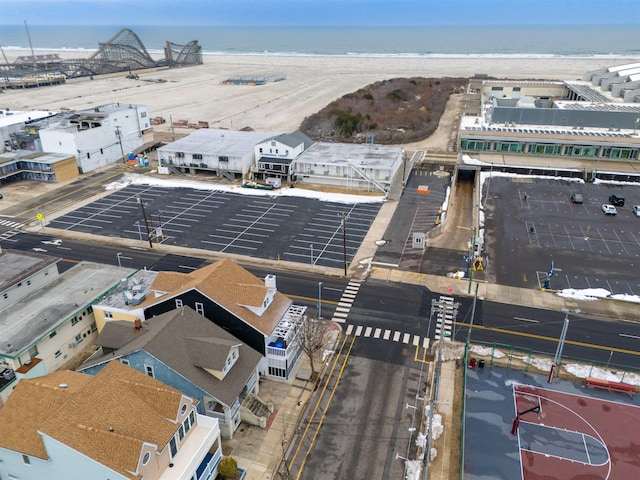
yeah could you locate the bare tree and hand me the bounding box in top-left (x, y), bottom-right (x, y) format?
top-left (299, 316), bottom-right (332, 380)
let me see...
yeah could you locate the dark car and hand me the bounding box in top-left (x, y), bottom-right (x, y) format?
top-left (609, 194), bottom-right (625, 207)
top-left (570, 193), bottom-right (583, 204)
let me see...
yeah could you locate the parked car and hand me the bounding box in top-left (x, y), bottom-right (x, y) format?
top-left (0, 193), bottom-right (3, 199)
top-left (633, 205), bottom-right (640, 217)
top-left (570, 193), bottom-right (583, 204)
top-left (602, 204), bottom-right (617, 215)
top-left (609, 194), bottom-right (625, 207)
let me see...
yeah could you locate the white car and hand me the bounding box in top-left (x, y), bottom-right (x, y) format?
top-left (633, 205), bottom-right (640, 217)
top-left (602, 204), bottom-right (617, 215)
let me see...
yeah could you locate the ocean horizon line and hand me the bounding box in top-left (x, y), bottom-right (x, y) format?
top-left (3, 46), bottom-right (639, 61)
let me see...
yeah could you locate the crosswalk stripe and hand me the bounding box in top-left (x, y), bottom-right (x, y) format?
top-left (333, 312), bottom-right (348, 318)
top-left (413, 335), bottom-right (420, 346)
top-left (374, 328), bottom-right (381, 339)
top-left (335, 307), bottom-right (351, 313)
top-left (402, 333), bottom-right (410, 344)
top-left (383, 330), bottom-right (391, 340)
top-left (346, 325), bottom-right (354, 335)
top-left (338, 301), bottom-right (353, 308)
top-left (423, 338), bottom-right (430, 349)
top-left (342, 293), bottom-right (357, 298)
top-left (393, 331), bottom-right (401, 342)
top-left (332, 316), bottom-right (346, 324)
top-left (364, 327), bottom-right (372, 337)
top-left (355, 325), bottom-right (363, 336)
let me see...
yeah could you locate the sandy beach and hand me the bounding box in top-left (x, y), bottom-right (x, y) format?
top-left (1, 52), bottom-right (633, 134)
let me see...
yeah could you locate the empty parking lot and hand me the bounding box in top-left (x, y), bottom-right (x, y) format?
top-left (47, 184), bottom-right (382, 269)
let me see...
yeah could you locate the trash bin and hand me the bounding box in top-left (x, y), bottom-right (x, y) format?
top-left (469, 358), bottom-right (477, 368)
top-left (479, 359), bottom-right (485, 369)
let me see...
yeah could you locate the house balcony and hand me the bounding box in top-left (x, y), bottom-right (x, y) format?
top-left (158, 415), bottom-right (221, 480)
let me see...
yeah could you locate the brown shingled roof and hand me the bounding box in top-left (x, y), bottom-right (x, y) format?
top-left (0, 361), bottom-right (187, 479)
top-left (143, 259), bottom-right (292, 335)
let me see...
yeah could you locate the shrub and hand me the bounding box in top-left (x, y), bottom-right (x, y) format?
top-left (218, 456), bottom-right (238, 479)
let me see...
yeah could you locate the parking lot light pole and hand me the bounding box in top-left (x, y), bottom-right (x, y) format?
top-left (136, 195), bottom-right (153, 249)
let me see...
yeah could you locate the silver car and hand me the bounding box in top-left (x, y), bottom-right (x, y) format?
top-left (633, 205), bottom-right (640, 217)
top-left (602, 204), bottom-right (617, 215)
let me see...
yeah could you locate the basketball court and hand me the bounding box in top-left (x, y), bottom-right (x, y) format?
top-left (464, 366), bottom-right (640, 480)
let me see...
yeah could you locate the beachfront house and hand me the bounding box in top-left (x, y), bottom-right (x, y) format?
top-left (91, 258), bottom-right (307, 380)
top-left (39, 103), bottom-right (151, 173)
top-left (79, 306), bottom-right (270, 440)
top-left (0, 361), bottom-right (222, 480)
top-left (0, 248), bottom-right (136, 407)
top-left (251, 130), bottom-right (315, 182)
top-left (291, 141), bottom-right (404, 193)
top-left (0, 150), bottom-right (79, 183)
top-left (157, 128), bottom-right (275, 179)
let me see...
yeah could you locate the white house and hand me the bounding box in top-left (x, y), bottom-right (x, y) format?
top-left (39, 103), bottom-right (151, 173)
top-left (0, 109), bottom-right (57, 151)
top-left (252, 130), bottom-right (314, 182)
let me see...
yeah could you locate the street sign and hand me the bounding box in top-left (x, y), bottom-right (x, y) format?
top-left (36, 213), bottom-right (43, 221)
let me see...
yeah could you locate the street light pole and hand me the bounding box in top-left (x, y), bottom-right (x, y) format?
top-left (340, 213), bottom-right (348, 276)
top-left (318, 282), bottom-right (323, 319)
top-left (137, 195), bottom-right (153, 249)
top-left (548, 308), bottom-right (580, 383)
top-left (116, 252), bottom-right (122, 267)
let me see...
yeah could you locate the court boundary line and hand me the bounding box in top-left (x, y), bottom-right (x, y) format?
top-left (512, 384), bottom-right (615, 480)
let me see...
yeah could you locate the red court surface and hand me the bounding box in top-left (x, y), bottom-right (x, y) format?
top-left (513, 384), bottom-right (640, 480)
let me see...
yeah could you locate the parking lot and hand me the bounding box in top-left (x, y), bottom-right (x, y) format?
top-left (47, 184), bottom-right (381, 269)
top-left (483, 177), bottom-right (640, 294)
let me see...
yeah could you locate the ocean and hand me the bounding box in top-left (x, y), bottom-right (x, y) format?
top-left (0, 24), bottom-right (638, 59)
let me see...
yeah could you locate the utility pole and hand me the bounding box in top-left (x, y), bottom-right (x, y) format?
top-left (115, 126), bottom-right (125, 163)
top-left (137, 195), bottom-right (153, 248)
top-left (340, 213), bottom-right (348, 276)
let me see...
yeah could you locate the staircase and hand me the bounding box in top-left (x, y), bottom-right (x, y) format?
top-left (240, 394), bottom-right (274, 428)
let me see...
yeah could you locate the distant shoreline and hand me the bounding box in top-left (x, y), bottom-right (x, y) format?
top-left (1, 50), bottom-right (636, 134)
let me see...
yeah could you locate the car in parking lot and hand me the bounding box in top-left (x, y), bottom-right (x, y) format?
top-left (602, 204), bottom-right (617, 215)
top-left (633, 205), bottom-right (640, 217)
top-left (609, 194), bottom-right (625, 206)
top-left (570, 192), bottom-right (583, 204)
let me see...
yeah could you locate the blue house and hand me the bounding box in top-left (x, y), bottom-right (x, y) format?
top-left (79, 306), bottom-right (271, 439)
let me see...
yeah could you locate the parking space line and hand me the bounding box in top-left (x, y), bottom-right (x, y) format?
top-left (200, 240), bottom-right (257, 250)
top-left (612, 229), bottom-right (630, 256)
top-left (596, 227), bottom-right (612, 254)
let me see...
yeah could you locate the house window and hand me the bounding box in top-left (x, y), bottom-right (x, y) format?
top-left (28, 345), bottom-right (38, 357)
top-left (27, 280), bottom-right (31, 286)
top-left (259, 148), bottom-right (263, 153)
top-left (49, 331), bottom-right (57, 339)
top-left (22, 454), bottom-right (31, 465)
top-left (75, 334), bottom-right (83, 343)
top-left (219, 156), bottom-right (228, 162)
top-left (192, 153), bottom-right (203, 160)
top-left (91, 322), bottom-right (97, 332)
top-left (175, 299), bottom-right (183, 308)
top-left (183, 415), bottom-right (192, 435)
top-left (142, 451), bottom-right (151, 465)
top-left (169, 436), bottom-right (178, 458)
top-left (3, 293), bottom-right (7, 299)
top-left (178, 424), bottom-right (185, 441)
top-left (176, 152), bottom-right (184, 158)
top-left (141, 111), bottom-right (147, 118)
top-left (105, 311), bottom-right (113, 319)
top-left (121, 358), bottom-right (130, 366)
top-left (189, 411), bottom-right (195, 427)
top-left (71, 316), bottom-right (80, 326)
top-left (181, 403), bottom-right (188, 415)
top-left (195, 302), bottom-right (204, 315)
top-left (145, 364), bottom-right (155, 378)
top-left (55, 350), bottom-right (62, 358)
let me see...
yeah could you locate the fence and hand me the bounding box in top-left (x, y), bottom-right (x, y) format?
top-left (459, 340), bottom-right (640, 479)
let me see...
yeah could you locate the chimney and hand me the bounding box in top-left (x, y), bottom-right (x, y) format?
top-left (265, 274), bottom-right (277, 289)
